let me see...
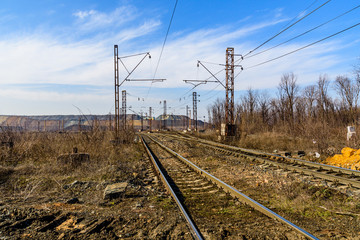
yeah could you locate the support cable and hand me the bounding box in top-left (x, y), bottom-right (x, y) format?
top-left (246, 21), bottom-right (360, 69)
top-left (146, 0), bottom-right (178, 99)
top-left (246, 3), bottom-right (360, 59)
top-left (243, 0), bottom-right (332, 58)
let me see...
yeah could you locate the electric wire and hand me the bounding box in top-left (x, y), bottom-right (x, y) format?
top-left (278, 0), bottom-right (319, 31)
top-left (243, 0), bottom-right (332, 58)
top-left (246, 21), bottom-right (360, 69)
top-left (246, 3), bottom-right (360, 59)
top-left (145, 0), bottom-right (178, 100)
top-left (153, 0), bottom-right (178, 79)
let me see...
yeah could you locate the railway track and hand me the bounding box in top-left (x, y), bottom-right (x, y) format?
top-left (141, 134), bottom-right (318, 239)
top-left (160, 133), bottom-right (360, 191)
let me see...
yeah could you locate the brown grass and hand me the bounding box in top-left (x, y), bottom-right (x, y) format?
top-left (0, 129), bottom-right (140, 202)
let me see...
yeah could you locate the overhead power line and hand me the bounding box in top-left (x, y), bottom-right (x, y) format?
top-left (243, 0), bottom-right (332, 58)
top-left (145, 0), bottom-right (178, 100)
top-left (246, 21), bottom-right (360, 69)
top-left (279, 0), bottom-right (319, 30)
top-left (246, 3), bottom-right (360, 59)
top-left (153, 0), bottom-right (178, 79)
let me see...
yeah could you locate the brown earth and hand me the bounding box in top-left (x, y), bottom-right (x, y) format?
top-left (0, 131), bottom-right (190, 239)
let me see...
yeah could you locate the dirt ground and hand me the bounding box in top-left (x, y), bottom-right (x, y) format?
top-left (0, 131), bottom-right (190, 239)
top-left (1, 130), bottom-right (360, 239)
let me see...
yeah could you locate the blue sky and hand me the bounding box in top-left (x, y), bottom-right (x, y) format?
top-left (0, 0), bottom-right (360, 119)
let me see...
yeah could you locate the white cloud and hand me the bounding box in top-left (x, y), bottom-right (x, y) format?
top-left (73, 10), bottom-right (96, 19)
top-left (0, 88), bottom-right (109, 102)
top-left (0, 4), bottom-right (354, 115)
top-left (0, 19), bottom-right (160, 87)
top-left (73, 6), bottom-right (137, 32)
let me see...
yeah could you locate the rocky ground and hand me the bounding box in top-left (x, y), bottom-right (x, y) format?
top-left (0, 131), bottom-right (190, 239)
top-left (1, 131), bottom-right (360, 239)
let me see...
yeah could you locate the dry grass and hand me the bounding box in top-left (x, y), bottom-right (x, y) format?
top-left (0, 129), bottom-right (140, 202)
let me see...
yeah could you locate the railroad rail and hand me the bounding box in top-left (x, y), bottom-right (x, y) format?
top-left (140, 135), bottom-right (203, 240)
top-left (141, 134), bottom-right (318, 240)
top-left (160, 133), bottom-right (360, 190)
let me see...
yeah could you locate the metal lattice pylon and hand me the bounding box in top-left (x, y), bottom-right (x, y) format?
top-left (193, 92), bottom-right (198, 131)
top-left (114, 45), bottom-right (120, 135)
top-left (225, 47), bottom-right (235, 135)
top-left (122, 90), bottom-right (126, 129)
top-left (163, 100), bottom-right (167, 130)
top-left (149, 107), bottom-right (152, 131)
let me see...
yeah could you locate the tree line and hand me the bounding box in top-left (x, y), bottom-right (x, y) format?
top-left (207, 61), bottom-right (360, 151)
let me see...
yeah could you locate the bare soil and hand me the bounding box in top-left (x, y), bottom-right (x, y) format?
top-left (0, 131), bottom-right (189, 239)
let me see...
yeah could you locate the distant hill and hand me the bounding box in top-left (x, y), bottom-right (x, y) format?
top-left (0, 114), bottom-right (205, 131)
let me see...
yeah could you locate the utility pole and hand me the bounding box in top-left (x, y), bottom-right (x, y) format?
top-left (163, 100), bottom-right (167, 130)
top-left (190, 47), bottom-right (242, 136)
top-left (122, 90), bottom-right (126, 129)
top-left (192, 92), bottom-right (198, 131)
top-left (225, 47), bottom-right (235, 136)
top-left (131, 114), bottom-right (134, 129)
top-left (114, 45), bottom-right (166, 135)
top-left (78, 117), bottom-right (81, 132)
top-left (186, 105), bottom-right (189, 130)
top-left (188, 109), bottom-right (191, 130)
top-left (114, 45), bottom-right (120, 136)
top-left (141, 111), bottom-right (143, 131)
top-left (149, 107), bottom-right (152, 132)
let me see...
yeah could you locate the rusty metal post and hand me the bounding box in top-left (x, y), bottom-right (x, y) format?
top-left (193, 92), bottom-right (198, 131)
top-left (163, 100), bottom-right (167, 130)
top-left (122, 90), bottom-right (126, 130)
top-left (149, 107), bottom-right (152, 132)
top-left (225, 47), bottom-right (235, 136)
top-left (114, 45), bottom-right (120, 136)
top-left (188, 109), bottom-right (191, 130)
top-left (186, 105), bottom-right (189, 130)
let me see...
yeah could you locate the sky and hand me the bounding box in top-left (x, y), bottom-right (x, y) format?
top-left (0, 0), bottom-right (360, 119)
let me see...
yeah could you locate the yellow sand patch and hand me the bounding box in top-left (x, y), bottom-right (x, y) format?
top-left (325, 147), bottom-right (360, 170)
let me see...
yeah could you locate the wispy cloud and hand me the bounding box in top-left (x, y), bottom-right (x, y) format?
top-left (73, 6), bottom-right (138, 33)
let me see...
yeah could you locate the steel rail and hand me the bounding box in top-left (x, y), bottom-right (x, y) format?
top-left (170, 134), bottom-right (360, 181)
top-left (212, 144), bottom-right (360, 188)
top-left (140, 136), bottom-right (203, 240)
top-left (147, 135), bottom-right (318, 240)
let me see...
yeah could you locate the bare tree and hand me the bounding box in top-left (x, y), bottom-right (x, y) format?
top-left (210, 98), bottom-right (225, 129)
top-left (241, 88), bottom-right (258, 123)
top-left (278, 72), bottom-right (299, 131)
top-left (258, 91), bottom-right (270, 126)
top-left (316, 74), bottom-right (331, 123)
top-left (304, 85), bottom-right (316, 118)
top-left (334, 75), bottom-right (360, 123)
